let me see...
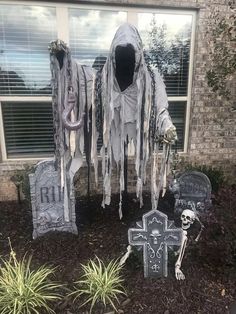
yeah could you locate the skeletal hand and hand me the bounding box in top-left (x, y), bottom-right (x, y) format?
top-left (164, 126), bottom-right (178, 144)
top-left (175, 266), bottom-right (185, 280)
top-left (174, 248), bottom-right (180, 257)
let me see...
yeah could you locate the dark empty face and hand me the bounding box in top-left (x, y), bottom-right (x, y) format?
top-left (56, 50), bottom-right (65, 70)
top-left (115, 44), bottom-right (135, 92)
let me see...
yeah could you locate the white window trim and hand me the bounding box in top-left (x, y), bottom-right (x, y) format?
top-left (0, 101), bottom-right (7, 161)
top-left (0, 1), bottom-right (196, 161)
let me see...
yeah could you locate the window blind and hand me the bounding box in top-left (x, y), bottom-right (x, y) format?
top-left (138, 13), bottom-right (192, 97)
top-left (69, 9), bottom-right (127, 67)
top-left (0, 5), bottom-right (56, 96)
top-left (168, 101), bottom-right (186, 150)
top-left (2, 102), bottom-right (54, 158)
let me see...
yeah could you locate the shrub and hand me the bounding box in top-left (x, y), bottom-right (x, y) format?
top-left (0, 246), bottom-right (62, 314)
top-left (70, 256), bottom-right (126, 313)
top-left (10, 165), bottom-right (34, 204)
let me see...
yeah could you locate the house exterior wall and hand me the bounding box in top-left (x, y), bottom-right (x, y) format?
top-left (0, 0), bottom-right (235, 201)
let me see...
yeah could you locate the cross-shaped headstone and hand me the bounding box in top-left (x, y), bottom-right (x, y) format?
top-left (128, 209), bottom-right (183, 278)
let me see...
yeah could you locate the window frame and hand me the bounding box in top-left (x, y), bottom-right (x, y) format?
top-left (0, 1), bottom-right (196, 161)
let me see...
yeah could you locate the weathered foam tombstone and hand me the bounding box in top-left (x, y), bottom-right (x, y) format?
top-left (29, 160), bottom-right (77, 239)
top-left (173, 171), bottom-right (212, 212)
top-left (128, 209), bottom-right (183, 278)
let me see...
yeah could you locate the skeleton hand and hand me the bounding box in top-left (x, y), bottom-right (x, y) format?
top-left (164, 126), bottom-right (177, 144)
top-left (175, 266), bottom-right (185, 280)
top-left (119, 245), bottom-right (133, 266)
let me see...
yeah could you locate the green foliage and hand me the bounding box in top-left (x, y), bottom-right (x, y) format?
top-left (145, 15), bottom-right (191, 76)
top-left (0, 244), bottom-right (62, 314)
top-left (70, 257), bottom-right (126, 313)
top-left (10, 165), bottom-right (34, 204)
top-left (182, 164), bottom-right (225, 193)
top-left (206, 2), bottom-right (236, 107)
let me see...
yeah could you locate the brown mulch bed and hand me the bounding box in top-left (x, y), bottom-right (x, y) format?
top-left (0, 187), bottom-right (236, 314)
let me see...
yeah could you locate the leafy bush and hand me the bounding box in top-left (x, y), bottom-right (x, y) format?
top-left (10, 165), bottom-right (34, 204)
top-left (70, 257), bottom-right (126, 313)
top-left (206, 2), bottom-right (235, 107)
top-left (0, 246), bottom-right (62, 314)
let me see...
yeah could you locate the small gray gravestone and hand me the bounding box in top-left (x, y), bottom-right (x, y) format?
top-left (172, 171), bottom-right (212, 213)
top-left (29, 160), bottom-right (77, 239)
top-left (128, 209), bottom-right (183, 278)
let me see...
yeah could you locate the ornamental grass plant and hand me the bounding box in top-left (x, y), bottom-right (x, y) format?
top-left (0, 241), bottom-right (62, 314)
top-left (70, 256), bottom-right (126, 313)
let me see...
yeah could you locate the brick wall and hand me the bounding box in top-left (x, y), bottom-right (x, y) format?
top-left (187, 0), bottom-right (235, 176)
top-left (0, 0), bottom-right (235, 201)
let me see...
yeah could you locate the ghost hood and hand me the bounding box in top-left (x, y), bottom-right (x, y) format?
top-left (109, 23), bottom-right (143, 74)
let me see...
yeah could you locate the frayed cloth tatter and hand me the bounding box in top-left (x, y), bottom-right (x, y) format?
top-left (90, 24), bottom-right (175, 217)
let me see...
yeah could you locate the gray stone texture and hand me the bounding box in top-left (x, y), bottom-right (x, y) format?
top-left (128, 209), bottom-right (183, 277)
top-left (172, 171), bottom-right (212, 212)
top-left (29, 160), bottom-right (77, 238)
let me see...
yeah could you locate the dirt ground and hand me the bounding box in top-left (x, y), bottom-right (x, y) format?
top-left (0, 188), bottom-right (235, 314)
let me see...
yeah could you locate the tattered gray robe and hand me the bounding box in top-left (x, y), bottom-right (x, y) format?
top-left (50, 40), bottom-right (94, 220)
top-left (91, 24), bottom-right (176, 218)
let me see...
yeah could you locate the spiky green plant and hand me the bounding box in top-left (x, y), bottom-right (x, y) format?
top-left (71, 257), bottom-right (126, 313)
top-left (0, 244), bottom-right (62, 314)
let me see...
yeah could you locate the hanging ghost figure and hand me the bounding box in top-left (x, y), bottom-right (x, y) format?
top-left (91, 23), bottom-right (177, 218)
top-left (49, 40), bottom-right (94, 219)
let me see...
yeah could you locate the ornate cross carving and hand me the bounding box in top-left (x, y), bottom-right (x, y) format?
top-left (128, 209), bottom-right (183, 278)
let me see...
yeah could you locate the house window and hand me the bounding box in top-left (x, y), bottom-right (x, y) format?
top-left (0, 3), bottom-right (195, 160)
top-left (138, 13), bottom-right (193, 150)
top-left (69, 9), bottom-right (127, 67)
top-left (0, 4), bottom-right (56, 159)
top-left (1, 102), bottom-right (54, 158)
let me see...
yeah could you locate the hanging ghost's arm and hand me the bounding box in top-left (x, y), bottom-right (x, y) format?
top-left (49, 39), bottom-right (84, 131)
top-left (62, 90), bottom-right (85, 130)
top-left (49, 39), bottom-right (69, 171)
top-left (154, 71), bottom-right (177, 143)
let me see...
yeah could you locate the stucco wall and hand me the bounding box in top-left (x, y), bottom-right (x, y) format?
top-left (0, 0), bottom-right (235, 201)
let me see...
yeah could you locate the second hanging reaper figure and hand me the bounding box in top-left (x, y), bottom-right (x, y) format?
top-left (91, 23), bottom-right (177, 218)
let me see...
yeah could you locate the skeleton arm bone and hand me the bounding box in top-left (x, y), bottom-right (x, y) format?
top-left (195, 216), bottom-right (205, 242)
top-left (119, 245), bottom-right (133, 266)
top-left (175, 230), bottom-right (188, 280)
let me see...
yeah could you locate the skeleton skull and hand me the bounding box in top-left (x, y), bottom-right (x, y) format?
top-left (150, 229), bottom-right (161, 244)
top-left (181, 209), bottom-right (196, 230)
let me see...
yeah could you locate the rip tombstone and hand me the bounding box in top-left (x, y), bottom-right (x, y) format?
top-left (171, 171), bottom-right (212, 213)
top-left (128, 209), bottom-right (183, 278)
top-left (29, 160), bottom-right (77, 239)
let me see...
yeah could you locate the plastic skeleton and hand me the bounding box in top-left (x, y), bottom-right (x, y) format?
top-left (175, 208), bottom-right (204, 280)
